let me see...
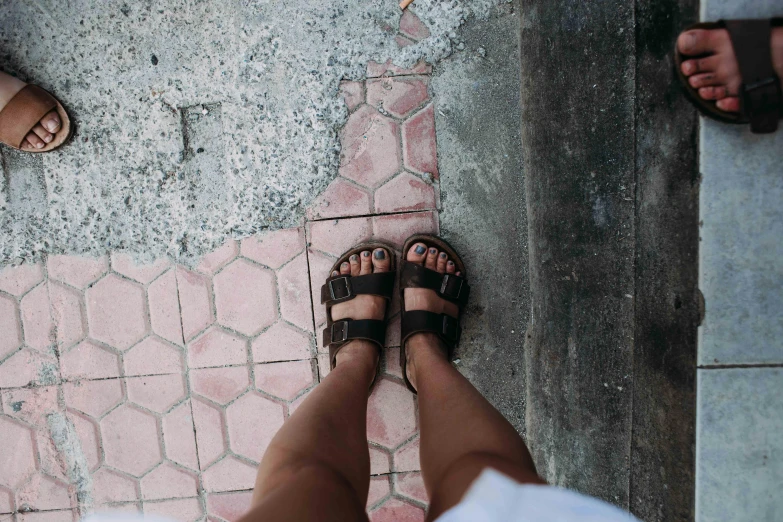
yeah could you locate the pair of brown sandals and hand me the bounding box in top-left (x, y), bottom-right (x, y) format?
top-left (320, 234), bottom-right (470, 393)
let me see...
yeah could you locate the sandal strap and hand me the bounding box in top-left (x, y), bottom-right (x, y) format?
top-left (401, 310), bottom-right (461, 350)
top-left (0, 85), bottom-right (58, 148)
top-left (325, 319), bottom-right (386, 367)
top-left (724, 19), bottom-right (781, 133)
top-left (320, 272), bottom-right (395, 305)
top-left (400, 262), bottom-right (470, 306)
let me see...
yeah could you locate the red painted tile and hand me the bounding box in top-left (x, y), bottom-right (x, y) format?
top-left (367, 60), bottom-right (432, 78)
top-left (307, 177), bottom-right (372, 220)
top-left (126, 375), bottom-right (187, 413)
top-left (187, 327), bottom-right (247, 369)
top-left (372, 212), bottom-right (439, 250)
top-left (402, 104), bottom-right (438, 177)
top-left (374, 173), bottom-right (436, 214)
top-left (277, 254), bottom-right (314, 333)
top-left (308, 217), bottom-right (373, 257)
top-left (162, 401), bottom-right (199, 471)
top-left (175, 267), bottom-right (215, 342)
top-left (339, 106), bottom-right (401, 188)
top-left (66, 411), bottom-right (100, 471)
top-left (254, 360), bottom-right (314, 401)
top-left (191, 367), bottom-right (250, 404)
top-left (196, 239), bottom-right (239, 275)
top-left (370, 445), bottom-right (391, 475)
top-left (124, 337), bottom-right (184, 376)
top-left (63, 379), bottom-right (123, 418)
top-left (144, 498), bottom-right (203, 521)
top-left (48, 282), bottom-right (85, 350)
top-left (399, 10), bottom-right (430, 40)
top-left (339, 81), bottom-right (365, 112)
top-left (201, 456), bottom-right (257, 492)
top-left (251, 322), bottom-right (312, 363)
top-left (207, 491), bottom-right (253, 522)
top-left (147, 269), bottom-right (184, 346)
top-left (240, 228), bottom-right (304, 270)
top-left (100, 404), bottom-right (162, 476)
top-left (47, 256), bottom-right (106, 290)
top-left (20, 284), bottom-right (53, 353)
top-left (367, 379), bottom-right (417, 449)
top-left (139, 462), bottom-right (198, 500)
top-left (0, 295), bottom-right (21, 360)
top-left (90, 467), bottom-right (138, 504)
top-left (111, 254), bottom-right (170, 285)
top-left (15, 474), bottom-right (73, 511)
top-left (367, 78), bottom-right (429, 119)
top-left (0, 417), bottom-right (36, 488)
top-left (214, 259), bottom-right (277, 336)
top-left (0, 349), bottom-right (57, 388)
top-left (393, 436), bottom-right (421, 472)
top-left (191, 398), bottom-right (226, 468)
top-left (395, 472), bottom-right (428, 504)
top-left (0, 264), bottom-right (43, 298)
top-left (226, 392), bottom-right (285, 462)
top-left (369, 497), bottom-right (425, 522)
top-left (86, 275), bottom-right (148, 350)
top-left (60, 341), bottom-right (120, 380)
top-left (367, 475), bottom-right (391, 509)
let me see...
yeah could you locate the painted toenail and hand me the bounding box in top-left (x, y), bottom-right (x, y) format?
top-left (374, 250), bottom-right (385, 260)
top-left (447, 261), bottom-right (454, 266)
top-left (430, 248), bottom-right (436, 254)
top-left (341, 262), bottom-right (349, 269)
top-left (415, 246), bottom-right (425, 255)
top-left (363, 251), bottom-right (370, 257)
top-left (440, 252), bottom-right (447, 259)
top-left (350, 254), bottom-right (357, 261)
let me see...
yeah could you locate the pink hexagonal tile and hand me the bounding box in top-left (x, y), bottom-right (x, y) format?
top-left (251, 322), bottom-right (312, 363)
top-left (402, 104), bottom-right (438, 177)
top-left (191, 398), bottom-right (226, 468)
top-left (306, 250), bottom-right (337, 328)
top-left (0, 417), bottom-right (36, 489)
top-left (0, 295), bottom-right (22, 360)
top-left (60, 341), bottom-right (120, 381)
top-left (126, 375), bottom-right (187, 413)
top-left (191, 367), bottom-right (249, 405)
top-left (47, 256), bottom-right (107, 290)
top-left (162, 401), bottom-right (199, 471)
top-left (36, 431), bottom-right (67, 483)
top-left (367, 476), bottom-right (391, 509)
top-left (277, 254), bottom-right (314, 333)
top-left (395, 472), bottom-right (428, 504)
top-left (339, 106), bottom-right (401, 188)
top-left (91, 467), bottom-right (138, 504)
top-left (139, 462), bottom-right (198, 500)
top-left (187, 327), bottom-right (247, 369)
top-left (196, 239), bottom-right (239, 275)
top-left (17, 511), bottom-right (77, 522)
top-left (111, 254), bottom-right (170, 285)
top-left (0, 349), bottom-right (57, 388)
top-left (375, 173), bottom-right (437, 214)
top-left (367, 78), bottom-right (429, 119)
top-left (367, 60), bottom-right (432, 78)
top-left (340, 81), bottom-right (365, 112)
top-left (86, 275), bottom-right (148, 350)
top-left (367, 379), bottom-right (417, 449)
top-left (385, 347), bottom-right (403, 381)
top-left (370, 445), bottom-right (391, 475)
top-left (317, 353), bottom-right (331, 378)
top-left (145, 498), bottom-right (203, 521)
top-left (393, 435), bottom-right (420, 472)
top-left (67, 411), bottom-right (100, 471)
top-left (240, 228), bottom-right (304, 269)
top-left (369, 497), bottom-right (425, 522)
top-left (254, 361), bottom-right (314, 401)
top-left (124, 337), bottom-right (184, 376)
top-left (101, 405), bottom-right (162, 476)
top-left (372, 211), bottom-right (439, 250)
top-left (175, 267), bottom-right (214, 342)
top-left (48, 282), bottom-right (85, 350)
top-left (1, 386), bottom-right (58, 426)
top-left (308, 217), bottom-right (373, 257)
top-left (63, 379), bottom-right (123, 418)
top-left (226, 392), bottom-right (285, 462)
top-left (15, 473), bottom-right (73, 511)
top-left (307, 178), bottom-right (372, 220)
top-left (201, 456), bottom-right (257, 493)
top-left (0, 263), bottom-right (43, 297)
top-left (214, 260), bottom-right (277, 337)
top-left (0, 487), bottom-right (12, 513)
top-left (20, 284), bottom-right (53, 353)
top-left (399, 10), bottom-right (430, 40)
top-left (207, 491), bottom-right (253, 522)
top-left (287, 387), bottom-right (313, 417)
top-left (147, 270), bottom-right (184, 346)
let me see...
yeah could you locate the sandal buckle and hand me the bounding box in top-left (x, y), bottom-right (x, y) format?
top-left (440, 274), bottom-right (464, 300)
top-left (328, 277), bottom-right (352, 301)
top-left (331, 321), bottom-right (348, 343)
top-left (441, 315), bottom-right (460, 343)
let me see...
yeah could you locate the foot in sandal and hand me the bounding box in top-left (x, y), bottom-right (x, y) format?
top-left (0, 71), bottom-right (71, 151)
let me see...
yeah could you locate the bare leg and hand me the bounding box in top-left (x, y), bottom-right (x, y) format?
top-left (402, 244), bottom-right (545, 521)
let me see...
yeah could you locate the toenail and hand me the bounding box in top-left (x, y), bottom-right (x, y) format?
top-left (430, 248), bottom-right (436, 254)
top-left (36, 142), bottom-right (44, 148)
top-left (350, 254), bottom-right (358, 261)
top-left (46, 120), bottom-right (58, 132)
top-left (341, 262), bottom-right (349, 269)
top-left (440, 252), bottom-right (447, 259)
top-left (363, 251), bottom-right (370, 257)
top-left (415, 246), bottom-right (425, 255)
top-left (44, 135), bottom-right (52, 143)
top-left (447, 260), bottom-right (454, 266)
top-left (374, 250), bottom-right (385, 260)
top-left (331, 271), bottom-right (339, 277)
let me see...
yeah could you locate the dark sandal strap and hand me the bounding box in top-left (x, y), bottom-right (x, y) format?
top-left (401, 310), bottom-right (461, 350)
top-left (0, 85), bottom-right (57, 148)
top-left (399, 262), bottom-right (470, 306)
top-left (724, 19), bottom-right (782, 133)
top-left (320, 272), bottom-right (395, 305)
top-left (325, 318), bottom-right (386, 364)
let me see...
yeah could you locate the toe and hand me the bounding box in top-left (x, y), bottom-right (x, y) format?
top-left (425, 247), bottom-right (438, 270)
top-left (25, 132), bottom-right (45, 149)
top-left (677, 29), bottom-right (713, 56)
top-left (698, 86), bottom-right (728, 100)
top-left (456, 271), bottom-right (462, 276)
top-left (40, 110), bottom-right (61, 134)
top-left (436, 252), bottom-right (448, 273)
top-left (32, 123), bottom-right (53, 144)
top-left (716, 96), bottom-right (740, 112)
top-left (372, 248), bottom-right (390, 272)
top-left (339, 262), bottom-right (350, 275)
top-left (349, 254), bottom-right (360, 276)
top-left (407, 243), bottom-right (428, 264)
top-left (331, 270), bottom-right (340, 277)
top-left (446, 260), bottom-right (456, 274)
top-left (681, 55), bottom-right (719, 76)
top-left (359, 251), bottom-right (372, 275)
top-left (688, 72), bottom-right (721, 89)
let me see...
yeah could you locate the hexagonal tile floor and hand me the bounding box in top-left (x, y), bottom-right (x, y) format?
top-left (0, 13), bottom-right (436, 522)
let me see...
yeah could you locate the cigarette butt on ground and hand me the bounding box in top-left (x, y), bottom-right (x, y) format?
top-left (399, 0), bottom-right (414, 10)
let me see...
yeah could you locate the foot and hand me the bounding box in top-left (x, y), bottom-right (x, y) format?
top-left (330, 248), bottom-right (392, 373)
top-left (403, 243), bottom-right (462, 390)
top-left (677, 25), bottom-right (783, 113)
top-left (0, 71), bottom-right (62, 150)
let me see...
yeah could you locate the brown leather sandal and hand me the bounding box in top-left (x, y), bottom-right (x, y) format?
top-left (321, 242), bottom-right (396, 389)
top-left (0, 84), bottom-right (72, 152)
top-left (674, 18), bottom-right (782, 134)
top-left (399, 234), bottom-right (470, 394)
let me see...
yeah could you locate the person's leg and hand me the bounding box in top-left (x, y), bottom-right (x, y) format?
top-left (239, 248), bottom-right (391, 522)
top-left (402, 244), bottom-right (545, 521)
